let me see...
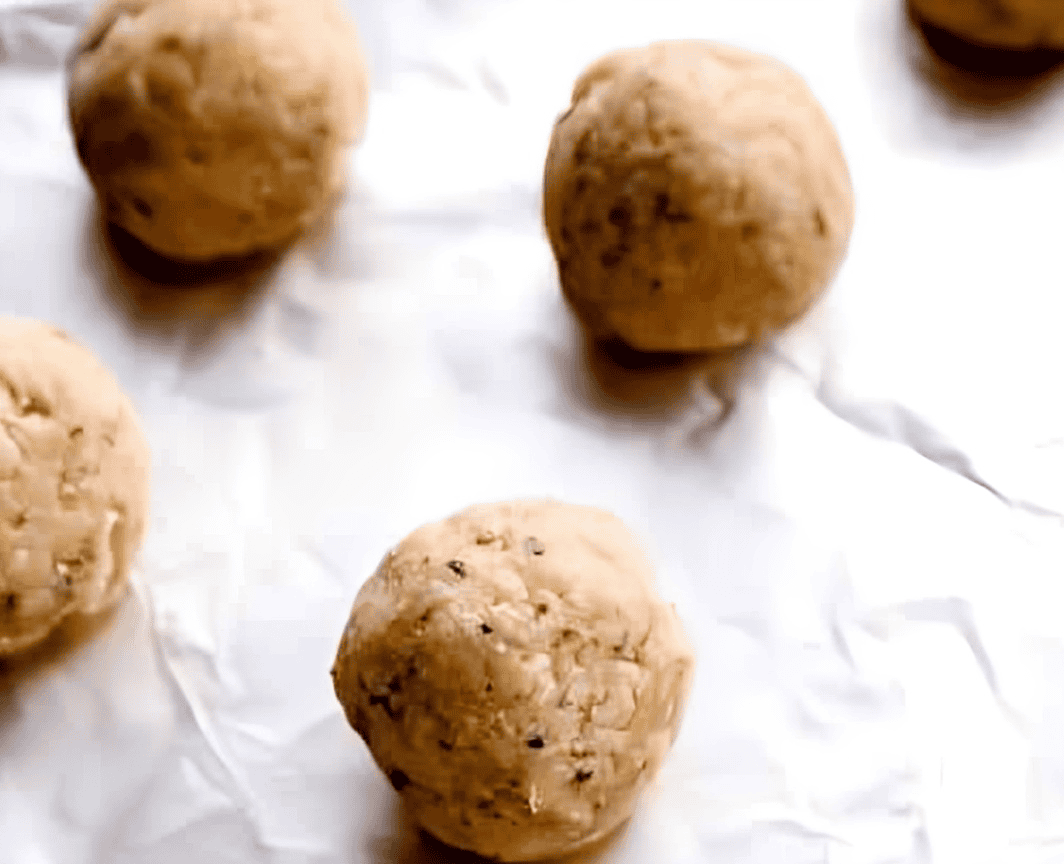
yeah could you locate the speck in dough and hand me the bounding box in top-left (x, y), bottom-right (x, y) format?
top-left (0, 318), bottom-right (151, 656)
top-left (331, 500), bottom-right (695, 863)
top-left (68, 0), bottom-right (370, 262)
top-left (909, 0), bottom-right (1064, 51)
top-left (543, 40), bottom-right (854, 353)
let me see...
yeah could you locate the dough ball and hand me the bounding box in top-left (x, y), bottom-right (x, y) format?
top-left (332, 500), bottom-right (695, 863)
top-left (543, 40), bottom-right (854, 353)
top-left (68, 0), bottom-right (370, 262)
top-left (0, 318), bottom-right (151, 656)
top-left (909, 0), bottom-right (1064, 51)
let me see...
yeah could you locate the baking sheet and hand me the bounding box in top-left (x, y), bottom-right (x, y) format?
top-left (3, 1), bottom-right (1064, 862)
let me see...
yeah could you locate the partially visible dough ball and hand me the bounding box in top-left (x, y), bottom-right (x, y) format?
top-left (68, 0), bottom-right (370, 262)
top-left (0, 318), bottom-right (151, 656)
top-left (909, 0), bottom-right (1064, 51)
top-left (332, 500), bottom-right (695, 863)
top-left (543, 40), bottom-right (854, 353)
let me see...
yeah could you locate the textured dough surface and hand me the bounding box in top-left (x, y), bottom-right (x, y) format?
top-left (332, 500), bottom-right (695, 863)
top-left (68, 0), bottom-right (370, 262)
top-left (543, 40), bottom-right (854, 353)
top-left (910, 0), bottom-right (1064, 50)
top-left (0, 317), bottom-right (151, 656)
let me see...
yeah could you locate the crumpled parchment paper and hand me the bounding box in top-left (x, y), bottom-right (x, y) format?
top-left (2, 1), bottom-right (1064, 862)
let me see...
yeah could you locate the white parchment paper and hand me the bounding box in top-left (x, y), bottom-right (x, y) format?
top-left (3, 1), bottom-right (1064, 863)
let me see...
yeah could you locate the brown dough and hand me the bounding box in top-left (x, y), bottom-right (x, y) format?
top-left (332, 500), bottom-right (695, 863)
top-left (909, 0), bottom-right (1064, 51)
top-left (0, 317), bottom-right (151, 656)
top-left (68, 0), bottom-right (370, 262)
top-left (543, 40), bottom-right (854, 353)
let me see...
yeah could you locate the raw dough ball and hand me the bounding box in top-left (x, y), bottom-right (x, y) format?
top-left (0, 318), bottom-right (151, 656)
top-left (909, 0), bottom-right (1064, 51)
top-left (332, 500), bottom-right (695, 863)
top-left (543, 40), bottom-right (854, 353)
top-left (68, 0), bottom-right (370, 262)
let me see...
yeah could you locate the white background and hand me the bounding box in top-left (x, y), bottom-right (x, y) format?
top-left (2, 1), bottom-right (1064, 862)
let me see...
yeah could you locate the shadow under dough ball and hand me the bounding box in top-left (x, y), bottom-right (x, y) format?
top-left (0, 318), bottom-right (151, 656)
top-left (543, 40), bottom-right (855, 354)
top-left (331, 500), bottom-right (695, 863)
top-left (908, 0), bottom-right (1064, 51)
top-left (67, 0), bottom-right (370, 263)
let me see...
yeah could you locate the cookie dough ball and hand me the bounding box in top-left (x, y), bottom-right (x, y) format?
top-left (332, 500), bottom-right (695, 862)
top-left (543, 40), bottom-right (854, 353)
top-left (909, 0), bottom-right (1064, 51)
top-left (68, 0), bottom-right (370, 262)
top-left (0, 318), bottom-right (151, 656)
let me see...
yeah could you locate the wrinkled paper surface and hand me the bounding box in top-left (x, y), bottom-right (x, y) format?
top-left (3, 1), bottom-right (1064, 862)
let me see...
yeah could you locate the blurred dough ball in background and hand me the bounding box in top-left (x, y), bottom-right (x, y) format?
top-left (908, 0), bottom-right (1064, 51)
top-left (332, 500), bottom-right (695, 863)
top-left (543, 40), bottom-right (854, 354)
top-left (0, 318), bottom-right (151, 657)
top-left (67, 0), bottom-right (370, 263)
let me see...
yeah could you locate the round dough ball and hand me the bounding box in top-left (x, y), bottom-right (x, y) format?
top-left (0, 318), bottom-right (151, 656)
top-left (909, 0), bottom-right (1064, 51)
top-left (68, 0), bottom-right (370, 262)
top-left (543, 40), bottom-right (854, 353)
top-left (332, 500), bottom-right (695, 863)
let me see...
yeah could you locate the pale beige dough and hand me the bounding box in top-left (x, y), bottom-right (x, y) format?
top-left (909, 0), bottom-right (1064, 50)
top-left (332, 500), bottom-right (695, 863)
top-left (68, 0), bottom-right (370, 262)
top-left (543, 40), bottom-right (854, 353)
top-left (0, 317), bottom-right (151, 656)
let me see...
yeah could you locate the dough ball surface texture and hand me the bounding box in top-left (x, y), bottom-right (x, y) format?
top-left (332, 500), bottom-right (695, 863)
top-left (910, 0), bottom-right (1064, 50)
top-left (543, 40), bottom-right (854, 353)
top-left (0, 318), bottom-right (151, 656)
top-left (68, 0), bottom-right (370, 262)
